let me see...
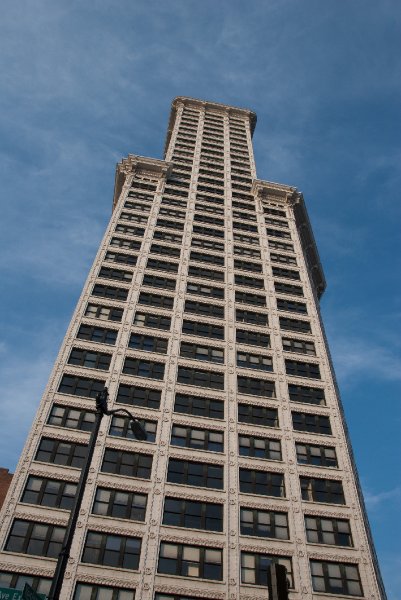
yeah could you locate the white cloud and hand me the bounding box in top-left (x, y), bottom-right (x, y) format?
top-left (363, 485), bottom-right (401, 510)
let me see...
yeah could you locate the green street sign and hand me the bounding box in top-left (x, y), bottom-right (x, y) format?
top-left (0, 587), bottom-right (23, 600)
top-left (22, 585), bottom-right (45, 600)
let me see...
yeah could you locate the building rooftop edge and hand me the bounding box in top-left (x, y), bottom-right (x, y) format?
top-left (164, 96), bottom-right (257, 158)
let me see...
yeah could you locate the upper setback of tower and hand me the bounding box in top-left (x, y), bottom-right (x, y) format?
top-left (113, 96), bottom-right (326, 299)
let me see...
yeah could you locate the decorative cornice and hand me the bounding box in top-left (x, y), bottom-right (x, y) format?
top-left (251, 179), bottom-right (326, 299)
top-left (113, 155), bottom-right (172, 212)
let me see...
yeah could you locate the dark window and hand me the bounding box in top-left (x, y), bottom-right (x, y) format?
top-left (124, 200), bottom-right (151, 212)
top-left (128, 190), bottom-right (153, 200)
top-left (194, 214), bottom-right (224, 226)
top-left (239, 469), bottom-right (285, 497)
top-left (237, 352), bottom-right (273, 372)
top-left (300, 477), bottom-right (345, 504)
top-left (310, 560), bottom-right (362, 596)
top-left (109, 416), bottom-right (157, 443)
top-left (92, 284), bottom-right (128, 301)
top-left (286, 361), bottom-right (321, 380)
top-left (153, 230), bottom-right (183, 244)
top-left (265, 207), bottom-right (286, 217)
top-left (232, 201), bottom-right (256, 212)
top-left (21, 476), bottom-right (77, 510)
top-left (272, 266), bottom-right (300, 281)
top-left (236, 310), bottom-right (267, 326)
top-left (279, 317), bottom-right (311, 333)
top-left (235, 291), bottom-right (266, 306)
top-left (236, 329), bottom-right (270, 348)
top-left (192, 237), bottom-right (224, 252)
top-left (305, 517), bottom-right (352, 547)
top-left (138, 292), bottom-right (174, 309)
top-left (159, 207), bottom-right (185, 219)
top-left (92, 487), bottom-right (147, 522)
top-left (115, 224), bottom-right (145, 238)
top-left (47, 405), bottom-right (96, 432)
top-left (133, 312), bottom-right (171, 330)
top-left (292, 412), bottom-right (332, 435)
top-left (122, 358), bottom-right (165, 380)
top-left (104, 251), bottom-right (137, 266)
top-left (5, 519), bottom-right (66, 558)
top-left (235, 274), bottom-right (264, 289)
top-left (184, 300), bottom-right (224, 319)
top-left (98, 266), bottom-right (132, 283)
top-left (238, 404), bottom-right (278, 428)
top-left (240, 508), bottom-right (289, 540)
top-left (167, 459), bottom-right (223, 489)
top-left (68, 348), bottom-right (111, 371)
top-left (163, 498), bottom-right (223, 532)
top-left (277, 298), bottom-right (307, 314)
top-left (233, 245), bottom-right (260, 258)
top-left (161, 197), bottom-right (187, 208)
top-left (288, 383), bottom-right (325, 405)
top-left (171, 425), bottom-right (223, 452)
top-left (158, 542), bottom-right (222, 581)
top-left (241, 552), bottom-right (293, 588)
top-left (193, 225), bottom-right (224, 239)
top-left (266, 217), bottom-right (288, 228)
top-left (296, 443), bottom-right (338, 467)
top-left (233, 221), bottom-right (257, 233)
top-left (74, 584), bottom-right (135, 600)
top-left (196, 194), bottom-right (224, 207)
top-left (234, 259), bottom-right (262, 273)
top-left (150, 243), bottom-right (181, 258)
top-left (35, 438), bottom-right (87, 468)
top-left (146, 258), bottom-right (178, 273)
top-left (190, 251), bottom-right (224, 266)
top-left (188, 265), bottom-right (224, 282)
top-left (239, 435), bottom-right (281, 460)
top-left (120, 212), bottom-right (148, 224)
top-left (180, 342), bottom-right (224, 364)
top-left (233, 210), bottom-right (256, 221)
top-left (116, 384), bottom-right (161, 409)
top-left (238, 376), bottom-right (275, 398)
top-left (282, 338), bottom-right (315, 355)
top-left (85, 303), bottom-right (123, 322)
top-left (102, 449), bottom-right (152, 479)
top-left (195, 203), bottom-right (224, 216)
top-left (268, 239), bottom-right (294, 252)
top-left (177, 367), bottom-right (224, 390)
top-left (182, 320), bottom-right (224, 339)
top-left (174, 394), bottom-right (224, 420)
top-left (266, 228), bottom-right (291, 240)
top-left (82, 531), bottom-right (141, 570)
top-left (0, 573), bottom-right (51, 596)
top-left (58, 375), bottom-right (105, 398)
top-left (128, 333), bottom-right (168, 354)
top-left (77, 324), bottom-right (118, 345)
top-left (270, 253), bottom-right (297, 266)
top-left (187, 282), bottom-right (224, 299)
top-left (142, 274), bottom-right (176, 290)
top-left (275, 282), bottom-right (303, 297)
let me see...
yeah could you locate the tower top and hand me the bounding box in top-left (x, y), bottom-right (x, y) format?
top-left (164, 96), bottom-right (257, 158)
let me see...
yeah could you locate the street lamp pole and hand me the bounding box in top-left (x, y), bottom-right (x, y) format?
top-left (48, 388), bottom-right (146, 600)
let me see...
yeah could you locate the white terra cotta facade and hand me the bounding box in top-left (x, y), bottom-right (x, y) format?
top-left (0, 97), bottom-right (387, 600)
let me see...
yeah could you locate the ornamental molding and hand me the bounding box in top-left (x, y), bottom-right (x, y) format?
top-left (236, 428), bottom-right (281, 441)
top-left (162, 489), bottom-right (227, 504)
top-left (96, 476), bottom-right (151, 494)
top-left (76, 572), bottom-right (139, 587)
top-left (154, 584), bottom-right (225, 599)
top-left (238, 462), bottom-right (284, 475)
top-left (12, 510), bottom-right (68, 526)
top-left (239, 499), bottom-right (290, 512)
top-left (103, 439), bottom-right (155, 455)
top-left (170, 417), bottom-right (226, 432)
top-left (239, 543), bottom-right (293, 557)
top-left (28, 466), bottom-right (81, 482)
top-left (86, 522), bottom-right (144, 537)
top-left (297, 469), bottom-right (343, 481)
top-left (159, 533), bottom-right (225, 548)
top-left (308, 550), bottom-right (360, 563)
top-left (167, 451), bottom-right (224, 467)
top-left (0, 562), bottom-right (53, 576)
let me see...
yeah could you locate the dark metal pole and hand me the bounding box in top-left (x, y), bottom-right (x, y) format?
top-left (48, 406), bottom-right (103, 600)
top-left (47, 387), bottom-right (147, 599)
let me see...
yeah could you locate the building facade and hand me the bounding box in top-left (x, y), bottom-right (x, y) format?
top-left (0, 97), bottom-right (386, 600)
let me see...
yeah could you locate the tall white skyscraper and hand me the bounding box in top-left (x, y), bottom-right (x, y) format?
top-left (0, 97), bottom-right (386, 600)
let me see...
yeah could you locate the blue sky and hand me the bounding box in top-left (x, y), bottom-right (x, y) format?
top-left (0, 0), bottom-right (400, 596)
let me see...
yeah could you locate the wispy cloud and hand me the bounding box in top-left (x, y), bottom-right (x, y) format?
top-left (364, 485), bottom-right (401, 510)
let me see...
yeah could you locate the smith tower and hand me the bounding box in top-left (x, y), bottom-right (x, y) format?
top-left (0, 98), bottom-right (386, 600)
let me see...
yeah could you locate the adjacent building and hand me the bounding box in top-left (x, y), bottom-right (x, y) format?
top-left (0, 97), bottom-right (386, 599)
